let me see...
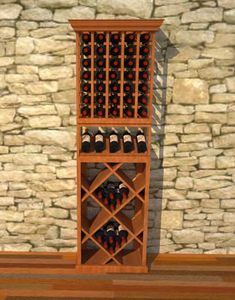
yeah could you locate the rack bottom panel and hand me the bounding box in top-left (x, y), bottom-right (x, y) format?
top-left (75, 264), bottom-right (148, 273)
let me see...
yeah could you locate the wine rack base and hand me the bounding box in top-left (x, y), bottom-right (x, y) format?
top-left (75, 264), bottom-right (148, 274)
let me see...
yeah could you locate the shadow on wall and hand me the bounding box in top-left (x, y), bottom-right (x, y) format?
top-left (148, 29), bottom-right (179, 260)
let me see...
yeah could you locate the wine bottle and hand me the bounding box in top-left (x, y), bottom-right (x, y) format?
top-left (95, 229), bottom-right (104, 244)
top-left (136, 128), bottom-right (147, 152)
top-left (125, 32), bottom-right (136, 44)
top-left (81, 33), bottom-right (91, 44)
top-left (110, 82), bottom-right (120, 93)
top-left (82, 58), bottom-right (91, 68)
top-left (138, 105), bottom-right (148, 118)
top-left (103, 190), bottom-right (109, 206)
top-left (110, 33), bottom-right (121, 44)
top-left (124, 82), bottom-right (134, 93)
top-left (81, 82), bottom-right (91, 93)
top-left (125, 45), bottom-right (136, 56)
top-left (124, 94), bottom-right (134, 105)
top-left (138, 94), bottom-right (148, 105)
top-left (115, 188), bottom-right (123, 206)
top-left (140, 45), bottom-right (150, 56)
top-left (117, 224), bottom-right (128, 245)
top-left (109, 198), bottom-right (116, 212)
top-left (124, 58), bottom-right (135, 68)
top-left (124, 105), bottom-right (134, 117)
top-left (81, 105), bottom-right (90, 117)
top-left (123, 129), bottom-right (133, 153)
top-left (140, 32), bottom-right (150, 43)
top-left (95, 94), bottom-right (105, 105)
top-left (109, 128), bottom-right (120, 153)
top-left (96, 186), bottom-right (104, 200)
top-left (124, 71), bottom-right (135, 81)
top-left (82, 94), bottom-right (91, 105)
top-left (110, 94), bottom-right (119, 105)
top-left (94, 129), bottom-right (105, 153)
top-left (81, 71), bottom-right (91, 80)
top-left (110, 104), bottom-right (119, 117)
top-left (115, 234), bottom-right (122, 250)
top-left (102, 235), bottom-right (108, 249)
top-left (95, 32), bottom-right (105, 44)
top-left (95, 70), bottom-right (105, 81)
top-left (107, 181), bottom-right (116, 200)
top-left (109, 71), bottom-right (119, 81)
top-left (119, 182), bottom-right (129, 199)
top-left (81, 45), bottom-right (91, 56)
top-left (96, 82), bottom-right (105, 93)
top-left (106, 223), bottom-right (116, 244)
top-left (110, 58), bottom-right (121, 68)
top-left (95, 58), bottom-right (105, 68)
top-left (139, 58), bottom-right (149, 69)
top-left (96, 45), bottom-right (106, 55)
top-left (95, 104), bottom-right (105, 117)
top-left (110, 45), bottom-right (121, 56)
top-left (139, 70), bottom-right (149, 81)
top-left (81, 128), bottom-right (91, 153)
top-left (138, 83), bottom-right (148, 93)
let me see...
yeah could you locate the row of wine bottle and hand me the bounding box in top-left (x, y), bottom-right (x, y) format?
top-left (82, 93), bottom-right (148, 106)
top-left (94, 221), bottom-right (128, 254)
top-left (81, 128), bottom-right (147, 153)
top-left (81, 57), bottom-right (149, 69)
top-left (81, 82), bottom-right (148, 94)
top-left (82, 70), bottom-right (148, 81)
top-left (81, 32), bottom-right (150, 45)
top-left (96, 181), bottom-right (129, 211)
top-left (81, 45), bottom-right (149, 57)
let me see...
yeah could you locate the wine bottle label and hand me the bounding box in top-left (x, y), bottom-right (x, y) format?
top-left (82, 134), bottom-right (90, 143)
top-left (123, 134), bottom-right (132, 143)
top-left (95, 134), bottom-right (103, 142)
top-left (107, 227), bottom-right (115, 233)
top-left (110, 134), bottom-right (118, 143)
top-left (118, 225), bottom-right (124, 231)
top-left (119, 183), bottom-right (126, 189)
top-left (137, 134), bottom-right (146, 143)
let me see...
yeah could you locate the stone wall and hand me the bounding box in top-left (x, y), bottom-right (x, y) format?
top-left (0, 0), bottom-right (234, 253)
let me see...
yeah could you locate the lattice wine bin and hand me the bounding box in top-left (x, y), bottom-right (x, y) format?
top-left (70, 20), bottom-right (163, 273)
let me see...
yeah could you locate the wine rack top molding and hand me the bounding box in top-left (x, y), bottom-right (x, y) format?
top-left (69, 19), bottom-right (164, 32)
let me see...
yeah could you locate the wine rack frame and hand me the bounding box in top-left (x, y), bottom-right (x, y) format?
top-left (70, 19), bottom-right (163, 273)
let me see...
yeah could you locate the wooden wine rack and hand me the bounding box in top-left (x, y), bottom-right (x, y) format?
top-left (70, 19), bottom-right (163, 273)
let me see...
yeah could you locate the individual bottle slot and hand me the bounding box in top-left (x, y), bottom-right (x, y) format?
top-left (138, 83), bottom-right (148, 93)
top-left (82, 94), bottom-right (91, 105)
top-left (139, 70), bottom-right (149, 81)
top-left (109, 70), bottom-right (119, 81)
top-left (81, 33), bottom-right (91, 44)
top-left (110, 45), bottom-right (121, 56)
top-left (124, 82), bottom-right (134, 93)
top-left (125, 45), bottom-right (136, 56)
top-left (124, 94), bottom-right (134, 105)
top-left (110, 82), bottom-right (120, 93)
top-left (95, 94), bottom-right (105, 105)
top-left (138, 94), bottom-right (148, 105)
top-left (81, 128), bottom-right (91, 153)
top-left (125, 32), bottom-right (136, 44)
top-left (81, 82), bottom-right (91, 93)
top-left (110, 58), bottom-right (121, 68)
top-left (124, 105), bottom-right (134, 118)
top-left (124, 71), bottom-right (135, 81)
top-left (95, 70), bottom-right (106, 81)
top-left (109, 104), bottom-right (119, 117)
top-left (95, 45), bottom-right (106, 56)
top-left (95, 104), bottom-right (105, 118)
top-left (95, 32), bottom-right (106, 44)
top-left (123, 128), bottom-right (134, 153)
top-left (138, 105), bottom-right (148, 118)
top-left (110, 94), bottom-right (120, 105)
top-left (80, 105), bottom-right (90, 118)
top-left (82, 58), bottom-right (91, 68)
top-left (109, 128), bottom-right (120, 153)
top-left (139, 58), bottom-right (149, 69)
top-left (95, 58), bottom-right (105, 68)
top-left (110, 33), bottom-right (121, 44)
top-left (95, 82), bottom-right (105, 93)
top-left (136, 128), bottom-right (147, 153)
top-left (81, 45), bottom-right (91, 56)
top-left (140, 32), bottom-right (150, 44)
top-left (140, 45), bottom-right (150, 56)
top-left (124, 58), bottom-right (135, 69)
top-left (81, 71), bottom-right (91, 80)
top-left (94, 129), bottom-right (105, 153)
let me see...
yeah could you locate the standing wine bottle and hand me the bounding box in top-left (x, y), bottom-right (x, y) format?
top-left (117, 224), bottom-right (128, 245)
top-left (125, 45), bottom-right (136, 56)
top-left (109, 128), bottom-right (120, 153)
top-left (81, 82), bottom-right (91, 93)
top-left (82, 94), bottom-right (91, 105)
top-left (106, 222), bottom-right (116, 244)
top-left (138, 105), bottom-right (148, 118)
top-left (115, 234), bottom-right (122, 250)
top-left (81, 33), bottom-right (91, 44)
top-left (119, 182), bottom-right (129, 199)
top-left (140, 45), bottom-right (150, 56)
top-left (95, 70), bottom-right (105, 81)
top-left (124, 71), bottom-right (135, 81)
top-left (110, 45), bottom-right (121, 56)
top-left (110, 104), bottom-right (119, 117)
top-left (81, 128), bottom-right (91, 153)
top-left (139, 70), bottom-right (149, 81)
top-left (95, 45), bottom-right (106, 55)
top-left (110, 94), bottom-right (119, 105)
top-left (95, 58), bottom-right (105, 68)
top-left (136, 128), bottom-right (147, 153)
top-left (109, 70), bottom-right (119, 81)
top-left (110, 58), bottom-right (121, 68)
top-left (123, 129), bottom-right (133, 153)
top-left (138, 94), bottom-right (148, 105)
top-left (103, 189), bottom-right (109, 206)
top-left (96, 186), bottom-right (104, 200)
top-left (81, 71), bottom-right (91, 80)
top-left (82, 45), bottom-right (91, 56)
top-left (95, 32), bottom-right (105, 44)
top-left (82, 58), bottom-right (91, 68)
top-left (95, 229), bottom-right (104, 244)
top-left (125, 32), bottom-right (136, 44)
top-left (125, 58), bottom-right (135, 68)
top-left (96, 82), bottom-right (105, 93)
top-left (81, 105), bottom-right (90, 117)
top-left (138, 83), bottom-right (148, 93)
top-left (110, 82), bottom-right (120, 93)
top-left (95, 104), bottom-right (105, 117)
top-left (94, 129), bottom-right (105, 153)
top-left (140, 33), bottom-right (150, 43)
top-left (95, 94), bottom-right (105, 105)
top-left (115, 188), bottom-right (123, 206)
top-left (124, 82), bottom-right (134, 93)
top-left (109, 198), bottom-right (116, 212)
top-left (107, 181), bottom-right (116, 200)
top-left (110, 33), bottom-right (121, 44)
top-left (139, 58), bottom-right (149, 69)
top-left (124, 105), bottom-right (134, 118)
top-left (124, 94), bottom-right (134, 105)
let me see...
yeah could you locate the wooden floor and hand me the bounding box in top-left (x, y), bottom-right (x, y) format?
top-left (0, 253), bottom-right (234, 299)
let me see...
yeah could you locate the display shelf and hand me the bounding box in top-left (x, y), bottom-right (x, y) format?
top-left (70, 19), bottom-right (163, 273)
